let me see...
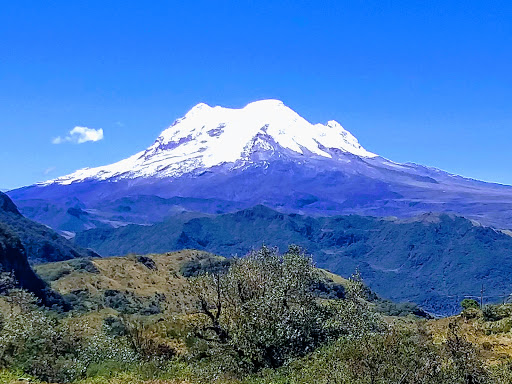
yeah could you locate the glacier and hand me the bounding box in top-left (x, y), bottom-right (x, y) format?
top-left (40, 100), bottom-right (376, 185)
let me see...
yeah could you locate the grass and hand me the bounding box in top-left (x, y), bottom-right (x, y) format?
top-left (427, 311), bottom-right (512, 364)
top-left (34, 250), bottom-right (218, 314)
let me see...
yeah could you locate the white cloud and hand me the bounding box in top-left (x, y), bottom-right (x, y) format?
top-left (43, 166), bottom-right (56, 175)
top-left (52, 126), bottom-right (104, 144)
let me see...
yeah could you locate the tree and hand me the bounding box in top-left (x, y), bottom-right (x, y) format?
top-left (190, 245), bottom-right (382, 373)
top-left (461, 299), bottom-right (479, 311)
top-left (444, 322), bottom-right (488, 384)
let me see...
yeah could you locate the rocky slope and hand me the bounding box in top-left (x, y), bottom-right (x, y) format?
top-left (0, 192), bottom-right (98, 263)
top-left (0, 223), bottom-right (67, 307)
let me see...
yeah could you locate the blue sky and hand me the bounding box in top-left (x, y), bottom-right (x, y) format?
top-left (1, 1), bottom-right (511, 189)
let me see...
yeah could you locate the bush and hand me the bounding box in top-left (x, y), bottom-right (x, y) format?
top-left (103, 289), bottom-right (164, 315)
top-left (256, 328), bottom-right (449, 384)
top-left (137, 255), bottom-right (157, 270)
top-left (461, 308), bottom-right (481, 320)
top-left (375, 300), bottom-right (431, 318)
top-left (0, 290), bottom-right (139, 382)
top-left (482, 304), bottom-right (512, 322)
top-left (190, 246), bottom-right (383, 374)
top-left (0, 291), bottom-right (81, 382)
top-left (461, 299), bottom-right (480, 310)
top-left (484, 317), bottom-right (512, 334)
top-left (180, 255), bottom-right (231, 277)
top-left (120, 315), bottom-right (176, 360)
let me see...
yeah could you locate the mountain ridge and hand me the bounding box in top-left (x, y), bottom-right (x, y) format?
top-left (0, 192), bottom-right (98, 263)
top-left (8, 100), bottom-right (512, 232)
top-left (74, 205), bottom-right (512, 315)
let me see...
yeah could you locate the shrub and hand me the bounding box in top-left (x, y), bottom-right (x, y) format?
top-left (461, 299), bottom-right (480, 310)
top-left (119, 315), bottom-right (176, 360)
top-left (103, 289), bottom-right (164, 315)
top-left (482, 304), bottom-right (512, 322)
top-left (0, 290), bottom-right (139, 382)
top-left (484, 317), bottom-right (512, 334)
top-left (190, 245), bottom-right (383, 374)
top-left (461, 308), bottom-right (481, 320)
top-left (444, 322), bottom-right (489, 383)
top-left (137, 255), bottom-right (157, 270)
top-left (375, 300), bottom-right (431, 318)
top-left (180, 255), bottom-right (231, 277)
top-left (0, 291), bottom-right (81, 382)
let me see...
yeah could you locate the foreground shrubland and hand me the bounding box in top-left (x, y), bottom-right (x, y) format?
top-left (2, 247), bottom-right (512, 383)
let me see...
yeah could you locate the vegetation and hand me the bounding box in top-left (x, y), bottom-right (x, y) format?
top-left (188, 246), bottom-right (381, 373)
top-left (0, 223), bottom-right (67, 309)
top-left (2, 247), bottom-right (512, 383)
top-left (461, 298), bottom-right (480, 310)
top-left (74, 205), bottom-right (512, 315)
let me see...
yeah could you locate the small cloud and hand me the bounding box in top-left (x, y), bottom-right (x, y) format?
top-left (52, 126), bottom-right (104, 144)
top-left (43, 166), bottom-right (56, 175)
top-left (115, 121), bottom-right (125, 127)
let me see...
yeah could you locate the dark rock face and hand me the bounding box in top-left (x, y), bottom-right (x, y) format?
top-left (0, 192), bottom-right (98, 263)
top-left (0, 223), bottom-right (67, 308)
top-left (0, 192), bottom-right (20, 215)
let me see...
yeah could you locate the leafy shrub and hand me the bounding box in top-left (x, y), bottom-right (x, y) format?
top-left (311, 277), bottom-right (345, 299)
top-left (461, 308), bottom-right (481, 320)
top-left (482, 304), bottom-right (512, 322)
top-left (103, 289), bottom-right (164, 315)
top-left (444, 322), bottom-right (489, 383)
top-left (0, 290), bottom-right (139, 383)
top-left (190, 246), bottom-right (383, 374)
top-left (0, 291), bottom-right (80, 382)
top-left (461, 298), bottom-right (480, 310)
top-left (120, 315), bottom-right (176, 360)
top-left (484, 317), bottom-right (512, 334)
top-left (104, 315), bottom-right (128, 337)
top-left (375, 300), bottom-right (431, 318)
top-left (68, 257), bottom-right (99, 274)
top-left (180, 255), bottom-right (231, 277)
top-left (63, 289), bottom-right (99, 312)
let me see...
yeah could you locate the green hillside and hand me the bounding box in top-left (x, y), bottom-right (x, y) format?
top-left (2, 247), bottom-right (512, 383)
top-left (75, 206), bottom-right (512, 315)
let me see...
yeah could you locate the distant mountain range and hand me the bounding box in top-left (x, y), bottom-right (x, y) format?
top-left (8, 100), bottom-right (512, 232)
top-left (74, 205), bottom-right (512, 315)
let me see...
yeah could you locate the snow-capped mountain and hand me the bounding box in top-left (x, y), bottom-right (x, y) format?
top-left (9, 100), bottom-right (512, 233)
top-left (42, 100), bottom-right (376, 185)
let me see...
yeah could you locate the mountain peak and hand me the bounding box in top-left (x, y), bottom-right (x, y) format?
top-left (185, 102), bottom-right (212, 117)
top-left (245, 99), bottom-right (286, 108)
top-left (40, 100), bottom-right (377, 185)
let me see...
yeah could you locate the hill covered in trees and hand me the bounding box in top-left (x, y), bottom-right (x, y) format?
top-left (75, 205), bottom-right (512, 315)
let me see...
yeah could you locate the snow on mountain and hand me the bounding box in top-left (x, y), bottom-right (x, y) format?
top-left (41, 100), bottom-right (376, 185)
